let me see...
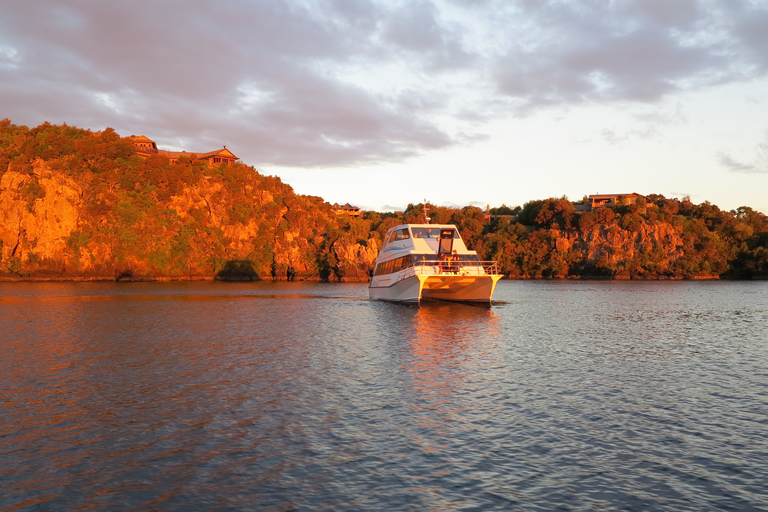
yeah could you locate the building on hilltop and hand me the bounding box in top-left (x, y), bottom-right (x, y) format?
top-left (332, 203), bottom-right (362, 217)
top-left (131, 135), bottom-right (239, 166)
top-left (586, 193), bottom-right (645, 210)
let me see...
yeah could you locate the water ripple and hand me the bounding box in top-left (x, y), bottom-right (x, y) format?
top-left (1, 281), bottom-right (767, 510)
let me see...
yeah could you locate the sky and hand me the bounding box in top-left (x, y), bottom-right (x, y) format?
top-left (2, 0), bottom-right (768, 214)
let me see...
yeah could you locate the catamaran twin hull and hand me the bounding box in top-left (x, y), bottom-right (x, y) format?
top-left (369, 272), bottom-right (502, 303)
top-left (368, 222), bottom-right (502, 304)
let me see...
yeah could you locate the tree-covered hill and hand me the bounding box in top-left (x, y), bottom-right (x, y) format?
top-left (0, 120), bottom-right (379, 280)
top-left (1, 120), bottom-right (766, 280)
top-left (482, 197), bottom-right (768, 279)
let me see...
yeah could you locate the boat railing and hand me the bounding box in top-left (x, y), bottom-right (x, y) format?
top-left (396, 260), bottom-right (499, 282)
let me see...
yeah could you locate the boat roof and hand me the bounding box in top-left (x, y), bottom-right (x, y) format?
top-left (384, 223), bottom-right (458, 233)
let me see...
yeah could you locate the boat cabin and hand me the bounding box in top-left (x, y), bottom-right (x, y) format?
top-left (374, 224), bottom-right (480, 277)
top-left (369, 223), bottom-right (501, 303)
top-left (380, 224), bottom-right (472, 255)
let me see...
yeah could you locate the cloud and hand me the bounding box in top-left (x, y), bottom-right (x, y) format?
top-left (622, 0), bottom-right (700, 28)
top-left (0, 0), bottom-right (458, 167)
top-left (1, 0), bottom-right (768, 169)
top-left (718, 153), bottom-right (757, 173)
top-left (601, 129), bottom-right (629, 145)
top-left (717, 152), bottom-right (767, 175)
top-left (491, 0), bottom-right (759, 111)
top-left (380, 0), bottom-right (472, 69)
top-left (601, 102), bottom-right (689, 144)
top-left (718, 130), bottom-right (768, 174)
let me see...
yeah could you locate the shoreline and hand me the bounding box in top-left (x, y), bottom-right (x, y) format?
top-left (2, 274), bottom-right (763, 283)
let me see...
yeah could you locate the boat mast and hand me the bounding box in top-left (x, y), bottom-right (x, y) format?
top-left (422, 200), bottom-right (431, 224)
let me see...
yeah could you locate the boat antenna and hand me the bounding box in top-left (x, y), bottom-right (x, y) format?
top-left (423, 200), bottom-right (431, 223)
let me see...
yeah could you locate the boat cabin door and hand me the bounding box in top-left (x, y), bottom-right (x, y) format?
top-left (438, 229), bottom-right (454, 257)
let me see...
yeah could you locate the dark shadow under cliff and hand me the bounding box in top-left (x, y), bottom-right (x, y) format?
top-left (215, 260), bottom-right (261, 281)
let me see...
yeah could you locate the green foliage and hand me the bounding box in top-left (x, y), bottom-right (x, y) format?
top-left (22, 177), bottom-right (46, 212)
top-left (66, 230), bottom-right (92, 253)
top-left (449, 206), bottom-right (487, 249)
top-left (490, 204), bottom-right (520, 216)
top-left (3, 121), bottom-right (768, 280)
top-left (516, 199), bottom-right (545, 226)
top-left (470, 195), bottom-right (768, 279)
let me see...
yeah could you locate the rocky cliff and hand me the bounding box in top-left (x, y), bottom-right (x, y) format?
top-left (1, 166), bottom-right (82, 275)
top-left (0, 161), bottom-right (379, 281)
top-left (552, 221), bottom-right (689, 278)
top-left (3, 121), bottom-right (767, 281)
top-left (483, 196), bottom-right (766, 279)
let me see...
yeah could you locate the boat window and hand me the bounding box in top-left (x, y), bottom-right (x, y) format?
top-left (394, 228), bottom-right (410, 241)
top-left (440, 228), bottom-right (459, 239)
top-left (412, 228), bottom-right (443, 238)
top-left (412, 254), bottom-right (437, 264)
top-left (373, 254), bottom-right (414, 276)
top-left (373, 258), bottom-right (387, 276)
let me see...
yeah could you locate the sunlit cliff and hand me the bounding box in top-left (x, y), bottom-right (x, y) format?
top-left (0, 120), bottom-right (379, 280)
top-left (2, 120), bottom-right (767, 280)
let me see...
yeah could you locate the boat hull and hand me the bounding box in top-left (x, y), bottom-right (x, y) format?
top-left (369, 274), bottom-right (501, 304)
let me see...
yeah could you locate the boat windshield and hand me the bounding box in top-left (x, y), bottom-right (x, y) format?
top-left (385, 228), bottom-right (411, 247)
top-left (411, 253), bottom-right (481, 264)
top-left (393, 228), bottom-right (410, 241)
top-left (412, 227), bottom-right (457, 239)
top-left (411, 254), bottom-right (438, 263)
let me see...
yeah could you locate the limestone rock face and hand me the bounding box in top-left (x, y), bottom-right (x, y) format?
top-left (546, 221), bottom-right (688, 277)
top-left (576, 222), bottom-right (683, 267)
top-left (0, 167), bottom-right (82, 271)
top-left (0, 161), bottom-right (729, 281)
top-left (0, 163), bottom-right (380, 280)
top-left (332, 239), bottom-right (380, 281)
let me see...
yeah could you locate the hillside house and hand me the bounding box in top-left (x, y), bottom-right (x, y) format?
top-left (588, 193), bottom-right (645, 209)
top-left (131, 135), bottom-right (239, 166)
top-left (332, 203), bottom-right (362, 217)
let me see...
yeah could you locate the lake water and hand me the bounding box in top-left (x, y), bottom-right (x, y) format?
top-left (1, 280), bottom-right (767, 511)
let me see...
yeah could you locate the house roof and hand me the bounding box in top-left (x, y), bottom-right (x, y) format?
top-left (198, 147), bottom-right (238, 159)
top-left (156, 150), bottom-right (194, 160)
top-left (131, 136), bottom-right (238, 162)
top-left (589, 192), bottom-right (645, 199)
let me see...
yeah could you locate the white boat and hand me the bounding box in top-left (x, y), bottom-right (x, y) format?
top-left (368, 223), bottom-right (502, 304)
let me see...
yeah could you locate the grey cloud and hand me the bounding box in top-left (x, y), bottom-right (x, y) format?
top-left (493, 0), bottom-right (762, 111)
top-left (2, 0), bottom-right (768, 169)
top-left (717, 152), bottom-right (766, 174)
top-left (717, 131), bottom-right (768, 175)
top-left (622, 0), bottom-right (700, 27)
top-left (634, 103), bottom-right (688, 126)
top-left (0, 0), bottom-right (454, 167)
top-left (382, 1), bottom-right (446, 52)
top-left (598, 102), bottom-right (687, 145)
top-left (730, 7), bottom-right (768, 73)
top-left (380, 0), bottom-right (472, 69)
top-left (601, 129), bottom-right (629, 145)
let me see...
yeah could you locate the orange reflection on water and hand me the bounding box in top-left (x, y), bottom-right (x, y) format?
top-left (403, 303), bottom-right (501, 454)
top-left (408, 303), bottom-right (500, 374)
top-left (2, 296), bottom-right (96, 510)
